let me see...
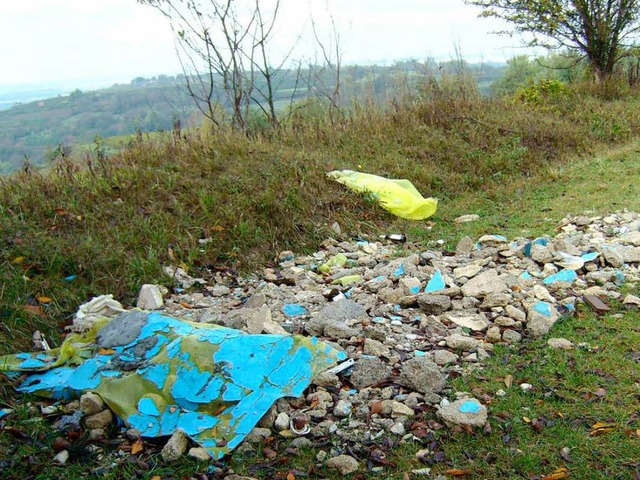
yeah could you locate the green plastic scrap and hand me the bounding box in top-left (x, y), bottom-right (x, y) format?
top-left (328, 170), bottom-right (438, 220)
top-left (318, 253), bottom-right (348, 273)
top-left (330, 275), bottom-right (363, 286)
top-left (0, 312), bottom-right (346, 460)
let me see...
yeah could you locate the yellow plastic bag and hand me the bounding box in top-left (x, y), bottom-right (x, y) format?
top-left (328, 170), bottom-right (438, 220)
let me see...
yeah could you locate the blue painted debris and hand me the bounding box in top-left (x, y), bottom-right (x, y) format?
top-left (581, 252), bottom-right (599, 262)
top-left (393, 264), bottom-right (406, 277)
top-left (556, 251), bottom-right (599, 270)
top-left (0, 408), bottom-right (11, 420)
top-left (533, 301), bottom-right (553, 317)
top-left (615, 271), bottom-right (625, 285)
top-left (520, 271), bottom-right (533, 280)
top-left (543, 269), bottom-right (578, 285)
top-left (458, 400), bottom-right (482, 414)
top-left (523, 237), bottom-right (549, 257)
top-left (426, 269), bottom-right (445, 292)
top-left (410, 285), bottom-right (421, 294)
top-left (0, 312), bottom-right (345, 460)
top-left (282, 304), bottom-right (308, 317)
top-left (64, 275), bottom-right (77, 282)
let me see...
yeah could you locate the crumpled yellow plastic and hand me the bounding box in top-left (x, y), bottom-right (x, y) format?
top-left (328, 170), bottom-right (438, 220)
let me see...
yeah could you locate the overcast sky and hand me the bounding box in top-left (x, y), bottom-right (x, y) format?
top-left (0, 0), bottom-right (535, 88)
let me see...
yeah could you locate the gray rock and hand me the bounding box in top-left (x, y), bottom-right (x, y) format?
top-left (350, 357), bottom-right (391, 389)
top-left (480, 293), bottom-right (512, 309)
top-left (485, 326), bottom-right (502, 343)
top-left (397, 356), bottom-right (445, 394)
top-left (80, 392), bottom-right (104, 416)
top-left (246, 305), bottom-right (288, 335)
top-left (502, 329), bottom-right (522, 343)
top-left (246, 427), bottom-right (272, 443)
top-left (319, 299), bottom-right (368, 323)
top-left (505, 304), bottom-right (527, 322)
top-left (312, 371), bottom-right (340, 388)
top-left (333, 400), bottom-right (352, 417)
top-left (623, 294), bottom-right (640, 307)
top-left (274, 412), bottom-right (290, 431)
top-left (455, 214), bottom-right (480, 223)
top-left (417, 294), bottom-right (451, 315)
top-left (188, 447), bottom-right (212, 461)
top-left (244, 293), bottom-right (267, 309)
top-left (446, 333), bottom-right (480, 351)
top-left (601, 246), bottom-right (625, 268)
top-left (547, 338), bottom-right (574, 349)
top-left (433, 349), bottom-right (459, 366)
top-left (621, 231), bottom-right (640, 246)
top-left (363, 338), bottom-right (391, 357)
top-left (326, 455), bottom-right (359, 475)
top-left (84, 409), bottom-right (113, 430)
top-left (291, 437), bottom-right (312, 448)
top-left (324, 321), bottom-right (359, 339)
top-left (456, 236), bottom-right (475, 254)
top-left (526, 302), bottom-right (561, 337)
top-left (390, 422), bottom-right (406, 435)
top-left (437, 398), bottom-right (487, 428)
top-left (161, 430), bottom-right (189, 462)
top-left (530, 244), bottom-right (554, 264)
top-left (444, 312), bottom-right (489, 331)
top-left (461, 269), bottom-right (507, 298)
top-left (453, 264), bottom-right (483, 279)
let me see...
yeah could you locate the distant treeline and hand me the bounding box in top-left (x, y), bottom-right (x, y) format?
top-left (0, 60), bottom-right (505, 174)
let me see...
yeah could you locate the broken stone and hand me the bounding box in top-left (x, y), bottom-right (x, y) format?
top-left (446, 333), bottom-right (480, 351)
top-left (417, 294), bottom-right (451, 315)
top-left (547, 338), bottom-right (574, 349)
top-left (461, 269), bottom-right (507, 298)
top-left (437, 398), bottom-right (487, 428)
top-left (274, 412), bottom-right (290, 431)
top-left (137, 284), bottom-right (165, 310)
top-left (526, 302), bottom-right (561, 337)
top-left (80, 392), bottom-right (104, 416)
top-left (246, 428), bottom-right (271, 443)
top-left (456, 236), bottom-right (475, 254)
top-left (363, 338), bottom-right (391, 357)
top-left (444, 312), bottom-right (490, 331)
top-left (433, 349), bottom-right (459, 366)
top-left (397, 356), bottom-right (445, 394)
top-left (161, 430), bottom-right (189, 462)
top-left (84, 409), bottom-right (113, 430)
top-left (502, 329), bottom-right (523, 343)
top-left (326, 455), bottom-right (359, 475)
top-left (188, 447), bottom-right (211, 461)
top-left (350, 357), bottom-right (392, 389)
top-left (53, 450), bottom-right (69, 465)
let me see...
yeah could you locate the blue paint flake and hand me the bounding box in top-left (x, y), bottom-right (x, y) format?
top-left (543, 269), bottom-right (578, 285)
top-left (426, 269), bottom-right (445, 292)
top-left (282, 304), bottom-right (308, 317)
top-left (520, 271), bottom-right (533, 280)
top-left (394, 264), bottom-right (405, 277)
top-left (138, 397), bottom-right (161, 416)
top-left (458, 400), bottom-right (482, 414)
top-left (533, 301), bottom-right (552, 317)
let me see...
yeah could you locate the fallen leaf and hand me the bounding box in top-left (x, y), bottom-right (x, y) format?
top-left (590, 422), bottom-right (617, 436)
top-left (371, 400), bottom-right (383, 415)
top-left (541, 467), bottom-right (571, 479)
top-left (131, 438), bottom-right (144, 455)
top-left (98, 348), bottom-right (116, 355)
top-left (522, 416), bottom-right (532, 423)
top-left (594, 387), bottom-right (607, 398)
top-left (445, 468), bottom-right (472, 476)
top-left (37, 296), bottom-right (53, 304)
top-left (560, 447), bottom-right (572, 462)
top-left (179, 301), bottom-right (193, 309)
top-left (151, 477), bottom-right (161, 480)
top-left (286, 473), bottom-right (296, 480)
top-left (12, 256), bottom-right (25, 264)
top-left (504, 375), bottom-right (513, 388)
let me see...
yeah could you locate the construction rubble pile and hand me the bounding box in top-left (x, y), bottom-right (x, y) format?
top-left (6, 211), bottom-right (640, 476)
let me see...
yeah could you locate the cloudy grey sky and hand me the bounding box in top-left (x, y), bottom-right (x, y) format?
top-left (0, 0), bottom-right (534, 88)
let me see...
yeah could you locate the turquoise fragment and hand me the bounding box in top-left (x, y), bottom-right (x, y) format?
top-left (282, 304), bottom-right (308, 317)
top-left (394, 264), bottom-right (405, 277)
top-left (533, 301), bottom-right (552, 317)
top-left (543, 269), bottom-right (577, 285)
top-left (426, 269), bottom-right (445, 292)
top-left (458, 400), bottom-right (481, 414)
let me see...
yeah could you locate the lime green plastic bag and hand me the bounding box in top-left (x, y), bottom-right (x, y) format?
top-left (328, 170), bottom-right (438, 220)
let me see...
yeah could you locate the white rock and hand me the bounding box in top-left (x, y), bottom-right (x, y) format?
top-left (461, 269), bottom-right (507, 298)
top-left (547, 338), bottom-right (574, 349)
top-left (326, 455), bottom-right (359, 475)
top-left (188, 447), bottom-right (211, 461)
top-left (445, 312), bottom-right (490, 331)
top-left (137, 284), bottom-right (165, 310)
top-left (53, 450), bottom-right (69, 465)
top-left (161, 430), bottom-right (189, 462)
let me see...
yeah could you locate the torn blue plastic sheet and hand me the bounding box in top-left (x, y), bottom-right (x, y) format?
top-left (64, 275), bottom-right (77, 282)
top-left (282, 304), bottom-right (308, 317)
top-left (426, 269), bottom-right (445, 292)
top-left (0, 312), bottom-right (345, 460)
top-left (458, 400), bottom-right (481, 414)
top-left (0, 408), bottom-right (11, 420)
top-left (520, 271), bottom-right (533, 280)
top-left (543, 269), bottom-right (578, 285)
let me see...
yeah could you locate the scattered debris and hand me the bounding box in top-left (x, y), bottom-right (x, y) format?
top-left (2, 210), bottom-right (640, 468)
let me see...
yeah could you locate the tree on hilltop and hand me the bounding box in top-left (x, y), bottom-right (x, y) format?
top-left (466, 0), bottom-right (640, 82)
